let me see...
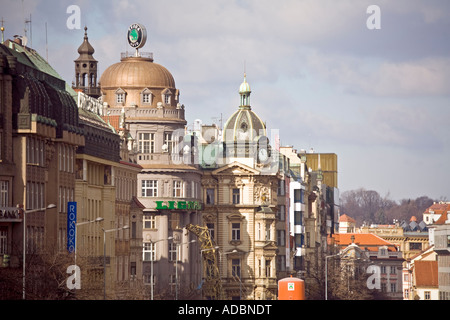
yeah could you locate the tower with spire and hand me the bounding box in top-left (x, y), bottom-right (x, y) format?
top-left (73, 26), bottom-right (100, 98)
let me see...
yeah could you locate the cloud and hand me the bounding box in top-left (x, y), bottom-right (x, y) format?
top-left (305, 51), bottom-right (450, 97)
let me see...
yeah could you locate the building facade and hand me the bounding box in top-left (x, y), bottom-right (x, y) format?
top-left (0, 37), bottom-right (84, 298)
top-left (98, 25), bottom-right (202, 299)
top-left (198, 74), bottom-right (280, 299)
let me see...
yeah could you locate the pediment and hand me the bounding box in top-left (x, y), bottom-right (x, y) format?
top-left (212, 161), bottom-right (260, 176)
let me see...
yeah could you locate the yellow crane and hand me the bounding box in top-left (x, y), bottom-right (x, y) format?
top-left (185, 224), bottom-right (223, 300)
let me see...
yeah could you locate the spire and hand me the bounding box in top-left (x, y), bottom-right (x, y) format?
top-left (77, 26), bottom-right (95, 56)
top-left (239, 73), bottom-right (251, 107)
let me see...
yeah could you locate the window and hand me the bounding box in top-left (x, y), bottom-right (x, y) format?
top-left (143, 242), bottom-right (155, 261)
top-left (278, 205), bottom-right (285, 221)
top-left (232, 188), bottom-right (240, 204)
top-left (164, 94), bottom-right (171, 105)
top-left (277, 180), bottom-right (285, 195)
top-left (143, 93), bottom-right (151, 104)
top-left (231, 223), bottom-right (240, 241)
top-left (232, 259), bottom-right (241, 278)
top-left (265, 223), bottom-right (271, 241)
top-left (410, 242), bottom-right (422, 250)
top-left (164, 133), bottom-right (173, 153)
top-left (390, 266), bottom-right (396, 275)
top-left (294, 211), bottom-right (302, 225)
top-left (169, 212), bottom-right (180, 230)
top-left (138, 133), bottom-right (155, 154)
top-left (207, 223), bottom-right (215, 240)
top-left (142, 180), bottom-right (158, 197)
top-left (116, 93), bottom-right (125, 104)
top-left (390, 283), bottom-right (396, 293)
top-left (294, 189), bottom-right (304, 203)
top-left (265, 259), bottom-right (272, 277)
top-left (425, 291), bottom-right (431, 300)
top-left (169, 243), bottom-right (177, 262)
top-left (173, 180), bottom-right (183, 197)
top-left (206, 188), bottom-right (215, 204)
top-left (144, 214), bottom-right (156, 229)
top-left (277, 230), bottom-right (286, 246)
top-left (0, 181), bottom-right (8, 207)
top-left (0, 227), bottom-right (7, 254)
top-left (277, 255), bottom-right (286, 272)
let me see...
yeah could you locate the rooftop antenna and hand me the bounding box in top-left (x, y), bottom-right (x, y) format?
top-left (45, 22), bottom-right (48, 61)
top-left (21, 0), bottom-right (31, 47)
top-left (25, 14), bottom-right (31, 47)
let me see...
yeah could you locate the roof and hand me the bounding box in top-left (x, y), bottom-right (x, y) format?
top-left (339, 214), bottom-right (356, 223)
top-left (423, 202), bottom-right (450, 225)
top-left (100, 56), bottom-right (175, 89)
top-left (332, 233), bottom-right (398, 252)
top-left (414, 260), bottom-right (438, 288)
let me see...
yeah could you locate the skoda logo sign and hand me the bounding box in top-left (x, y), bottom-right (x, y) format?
top-left (127, 23), bottom-right (147, 49)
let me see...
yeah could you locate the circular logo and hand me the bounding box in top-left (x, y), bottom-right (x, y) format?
top-left (127, 23), bottom-right (147, 49)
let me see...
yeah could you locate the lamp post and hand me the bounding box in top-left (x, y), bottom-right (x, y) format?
top-left (149, 236), bottom-right (173, 300)
top-left (325, 253), bottom-right (340, 300)
top-left (175, 239), bottom-right (196, 300)
top-left (103, 225), bottom-right (129, 300)
top-left (22, 203), bottom-right (56, 300)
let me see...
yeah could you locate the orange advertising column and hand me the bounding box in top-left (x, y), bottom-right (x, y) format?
top-left (278, 276), bottom-right (305, 300)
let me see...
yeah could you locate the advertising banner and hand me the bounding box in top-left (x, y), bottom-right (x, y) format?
top-left (67, 202), bottom-right (77, 253)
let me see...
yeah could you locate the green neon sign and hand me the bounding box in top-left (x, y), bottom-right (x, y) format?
top-left (155, 200), bottom-right (202, 210)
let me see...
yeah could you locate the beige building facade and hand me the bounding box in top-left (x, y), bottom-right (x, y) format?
top-left (98, 25), bottom-right (202, 299)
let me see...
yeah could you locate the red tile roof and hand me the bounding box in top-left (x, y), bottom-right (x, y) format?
top-left (332, 233), bottom-right (398, 252)
top-left (424, 202), bottom-right (450, 225)
top-left (414, 260), bottom-right (438, 288)
top-left (339, 214), bottom-right (355, 223)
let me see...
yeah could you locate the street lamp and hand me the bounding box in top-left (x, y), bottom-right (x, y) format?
top-left (22, 203), bottom-right (56, 300)
top-left (325, 253), bottom-right (341, 300)
top-left (149, 236), bottom-right (173, 300)
top-left (175, 239), bottom-right (196, 300)
top-left (103, 225), bottom-right (129, 300)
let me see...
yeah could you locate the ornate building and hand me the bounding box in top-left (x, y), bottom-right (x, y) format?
top-left (200, 74), bottom-right (280, 299)
top-left (73, 28), bottom-right (143, 299)
top-left (99, 24), bottom-right (202, 299)
top-left (0, 37), bottom-right (84, 298)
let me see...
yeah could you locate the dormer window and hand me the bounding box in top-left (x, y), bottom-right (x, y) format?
top-left (162, 89), bottom-right (172, 105)
top-left (115, 88), bottom-right (126, 105)
top-left (141, 88), bottom-right (153, 105)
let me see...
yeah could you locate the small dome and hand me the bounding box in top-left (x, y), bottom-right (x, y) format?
top-left (100, 56), bottom-right (176, 89)
top-left (223, 108), bottom-right (266, 143)
top-left (239, 73), bottom-right (251, 93)
top-left (223, 74), bottom-right (265, 142)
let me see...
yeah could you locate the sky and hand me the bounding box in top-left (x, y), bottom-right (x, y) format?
top-left (1, 0), bottom-right (450, 202)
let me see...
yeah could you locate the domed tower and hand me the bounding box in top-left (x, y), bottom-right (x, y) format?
top-left (73, 26), bottom-right (100, 98)
top-left (222, 74), bottom-right (270, 167)
top-left (223, 74), bottom-right (266, 143)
